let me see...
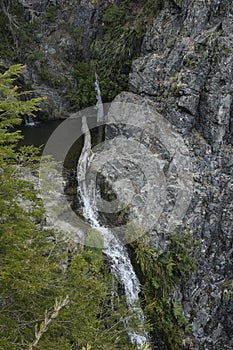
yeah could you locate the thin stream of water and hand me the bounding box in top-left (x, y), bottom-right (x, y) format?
top-left (76, 113), bottom-right (149, 348)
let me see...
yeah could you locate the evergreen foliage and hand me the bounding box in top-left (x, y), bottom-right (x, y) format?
top-left (0, 65), bottom-right (141, 350)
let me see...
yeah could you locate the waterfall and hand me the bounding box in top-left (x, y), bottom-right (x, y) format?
top-left (24, 116), bottom-right (36, 126)
top-left (77, 116), bottom-right (149, 349)
top-left (95, 73), bottom-right (104, 123)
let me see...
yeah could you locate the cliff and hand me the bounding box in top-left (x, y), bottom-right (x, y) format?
top-left (130, 1), bottom-right (233, 348)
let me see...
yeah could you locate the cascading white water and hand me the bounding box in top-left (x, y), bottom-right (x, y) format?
top-left (95, 73), bottom-right (104, 123)
top-left (77, 116), bottom-right (149, 349)
top-left (24, 116), bottom-right (36, 126)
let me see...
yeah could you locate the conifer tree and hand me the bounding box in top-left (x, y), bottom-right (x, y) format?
top-left (0, 64), bottom-right (140, 350)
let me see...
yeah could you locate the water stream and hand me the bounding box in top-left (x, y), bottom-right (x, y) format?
top-left (24, 115), bottom-right (36, 126)
top-left (76, 77), bottom-right (149, 348)
top-left (95, 73), bottom-right (104, 123)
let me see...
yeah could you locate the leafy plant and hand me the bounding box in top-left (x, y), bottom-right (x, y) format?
top-left (129, 230), bottom-right (198, 349)
top-left (91, 26), bottom-right (142, 75)
top-left (45, 5), bottom-right (58, 22)
top-left (67, 60), bottom-right (124, 109)
top-left (27, 50), bottom-right (44, 62)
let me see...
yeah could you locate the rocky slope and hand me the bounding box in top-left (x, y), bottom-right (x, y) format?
top-left (97, 89), bottom-right (232, 349)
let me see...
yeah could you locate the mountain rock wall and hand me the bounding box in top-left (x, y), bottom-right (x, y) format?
top-left (130, 0), bottom-right (233, 147)
top-left (128, 1), bottom-right (233, 348)
top-left (102, 89), bottom-right (232, 349)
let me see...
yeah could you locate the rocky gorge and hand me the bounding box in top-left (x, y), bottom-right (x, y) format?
top-left (1, 0), bottom-right (232, 349)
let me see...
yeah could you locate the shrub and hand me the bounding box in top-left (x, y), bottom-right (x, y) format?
top-left (129, 230), bottom-right (199, 349)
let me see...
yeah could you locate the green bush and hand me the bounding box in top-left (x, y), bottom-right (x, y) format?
top-left (129, 230), bottom-right (198, 349)
top-left (45, 5), bottom-right (58, 22)
top-left (91, 26), bottom-right (142, 74)
top-left (27, 50), bottom-right (44, 62)
top-left (102, 6), bottom-right (125, 27)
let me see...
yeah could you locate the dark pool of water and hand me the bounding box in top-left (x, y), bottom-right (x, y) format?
top-left (19, 119), bottom-right (84, 169)
top-left (19, 115), bottom-right (101, 169)
top-left (19, 120), bottom-right (63, 147)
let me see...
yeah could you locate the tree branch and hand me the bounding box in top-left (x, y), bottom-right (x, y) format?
top-left (28, 296), bottom-right (69, 350)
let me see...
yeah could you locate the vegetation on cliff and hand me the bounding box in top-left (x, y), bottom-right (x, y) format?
top-left (67, 0), bottom-right (163, 109)
top-left (129, 228), bottom-right (198, 350)
top-left (0, 0), bottom-right (163, 112)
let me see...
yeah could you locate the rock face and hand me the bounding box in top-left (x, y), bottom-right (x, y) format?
top-left (130, 0), bottom-right (233, 147)
top-left (94, 90), bottom-right (232, 349)
top-left (101, 93), bottom-right (193, 242)
top-left (128, 1), bottom-right (233, 348)
top-left (181, 133), bottom-right (232, 350)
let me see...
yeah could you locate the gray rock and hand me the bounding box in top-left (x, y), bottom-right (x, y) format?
top-left (105, 92), bottom-right (232, 349)
top-left (129, 0), bottom-right (233, 146)
top-left (128, 7), bottom-right (233, 346)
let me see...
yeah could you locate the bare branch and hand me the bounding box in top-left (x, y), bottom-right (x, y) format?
top-left (1, 0), bottom-right (19, 47)
top-left (28, 296), bottom-right (69, 350)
